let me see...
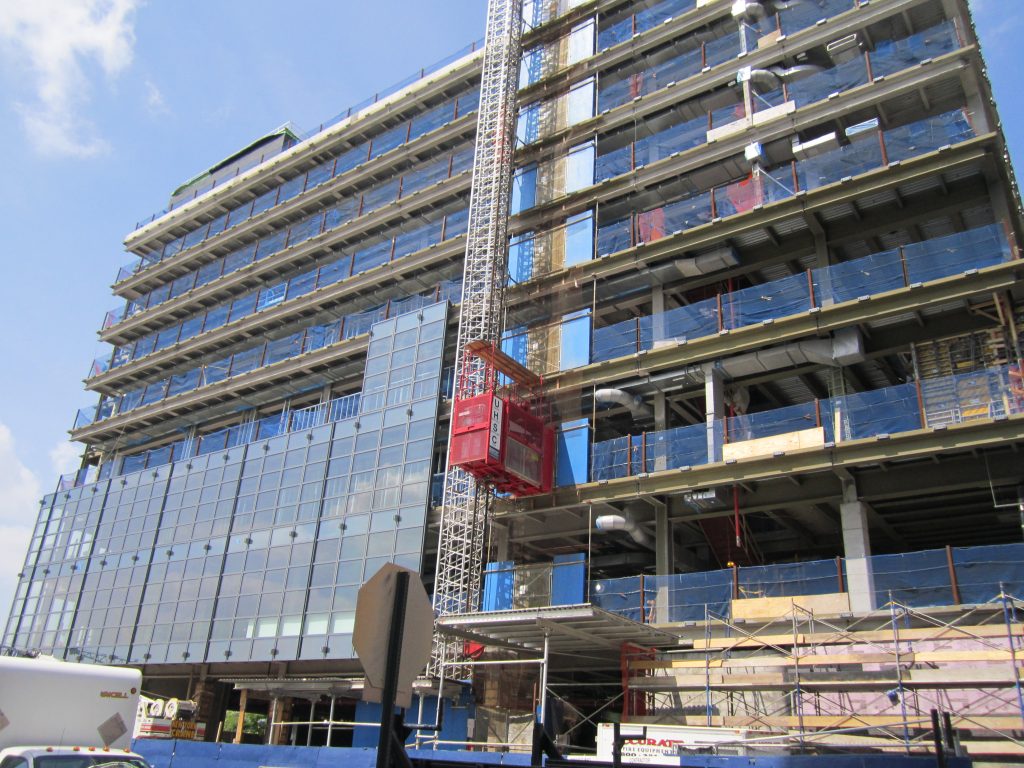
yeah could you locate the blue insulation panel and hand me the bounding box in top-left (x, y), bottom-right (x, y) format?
top-left (556, 419), bottom-right (590, 487)
top-left (552, 553), bottom-right (586, 605)
top-left (483, 560), bottom-right (515, 611)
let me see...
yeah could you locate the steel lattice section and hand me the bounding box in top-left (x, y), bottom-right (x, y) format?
top-left (430, 0), bottom-right (523, 679)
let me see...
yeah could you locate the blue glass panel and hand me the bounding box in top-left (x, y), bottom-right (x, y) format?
top-left (256, 229), bottom-right (288, 260)
top-left (360, 178), bottom-right (400, 214)
top-left (352, 240), bottom-right (393, 274)
top-left (305, 159), bottom-right (334, 190)
top-left (264, 332), bottom-right (303, 366)
top-left (597, 216), bottom-right (632, 256)
top-left (869, 22), bottom-right (960, 79)
top-left (394, 219), bottom-right (443, 260)
top-left (229, 346), bottom-right (263, 376)
top-left (644, 422), bottom-right (707, 472)
top-left (903, 223), bottom-right (1011, 283)
top-left (511, 164), bottom-right (537, 214)
top-left (777, 0), bottom-right (856, 37)
top-left (167, 369), bottom-right (201, 398)
top-left (559, 311), bottom-right (591, 370)
top-left (195, 259), bottom-right (223, 288)
top-left (288, 212), bottom-right (323, 246)
top-left (883, 109), bottom-right (974, 164)
top-left (508, 234), bottom-right (535, 285)
top-left (277, 174), bottom-right (306, 205)
top-left (316, 255), bottom-right (352, 288)
top-left (250, 188), bottom-right (278, 217)
top-left (256, 282), bottom-right (287, 311)
top-left (202, 304), bottom-right (230, 332)
top-left (286, 269), bottom-right (318, 301)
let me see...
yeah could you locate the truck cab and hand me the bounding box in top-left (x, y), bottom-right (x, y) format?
top-left (0, 747), bottom-right (150, 768)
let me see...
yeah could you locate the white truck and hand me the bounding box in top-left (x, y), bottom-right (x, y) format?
top-left (0, 655), bottom-right (151, 768)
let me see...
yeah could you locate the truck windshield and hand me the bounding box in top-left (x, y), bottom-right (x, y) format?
top-left (34, 759), bottom-right (149, 768)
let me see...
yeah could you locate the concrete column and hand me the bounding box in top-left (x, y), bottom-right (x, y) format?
top-left (655, 504), bottom-right (672, 577)
top-left (652, 391), bottom-right (668, 472)
top-left (651, 285), bottom-right (667, 348)
top-left (654, 503), bottom-right (673, 623)
top-left (840, 497), bottom-right (876, 614)
top-left (704, 365), bottom-right (725, 463)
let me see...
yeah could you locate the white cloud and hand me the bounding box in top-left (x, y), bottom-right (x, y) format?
top-left (49, 441), bottom-right (82, 478)
top-left (144, 79), bottom-right (168, 116)
top-left (0, 0), bottom-right (140, 158)
top-left (0, 423), bottom-right (42, 630)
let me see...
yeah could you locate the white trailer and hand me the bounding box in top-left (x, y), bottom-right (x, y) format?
top-left (0, 655), bottom-right (150, 768)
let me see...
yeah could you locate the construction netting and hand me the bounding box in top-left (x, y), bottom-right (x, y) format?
top-left (591, 542), bottom-right (1024, 623)
top-left (592, 221), bottom-right (1009, 362)
top-left (776, 0), bottom-right (857, 36)
top-left (869, 20), bottom-right (961, 79)
top-left (593, 109), bottom-right (977, 263)
top-left (591, 364), bottom-right (1019, 482)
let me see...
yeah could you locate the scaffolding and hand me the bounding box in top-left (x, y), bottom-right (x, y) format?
top-left (431, 0), bottom-right (524, 678)
top-left (622, 592), bottom-right (1024, 759)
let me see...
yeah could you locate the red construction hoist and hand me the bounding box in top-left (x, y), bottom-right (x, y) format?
top-left (449, 340), bottom-right (554, 497)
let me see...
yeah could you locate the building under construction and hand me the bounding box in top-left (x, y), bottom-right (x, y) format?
top-left (5, 0), bottom-right (1024, 763)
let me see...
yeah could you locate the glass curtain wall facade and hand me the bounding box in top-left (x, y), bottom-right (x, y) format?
top-left (5, 305), bottom-right (447, 665)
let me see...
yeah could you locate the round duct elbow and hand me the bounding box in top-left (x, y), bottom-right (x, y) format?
top-left (595, 388), bottom-right (652, 419)
top-left (745, 69), bottom-right (781, 91)
top-left (595, 513), bottom-right (653, 549)
top-left (732, 1), bottom-right (767, 21)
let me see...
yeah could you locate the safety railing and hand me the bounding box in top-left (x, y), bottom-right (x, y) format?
top-left (90, 391), bottom-right (363, 485)
top-left (592, 542), bottom-right (1024, 622)
top-left (523, 0), bottom-right (590, 30)
top-left (101, 207), bottom-right (468, 370)
top-left (598, 0), bottom-right (862, 55)
top-left (115, 139), bottom-right (474, 316)
top-left (592, 364), bottom-right (1022, 482)
top-left (101, 305), bottom-right (125, 330)
top-left (592, 223), bottom-right (1012, 363)
top-left (55, 466), bottom-right (96, 493)
top-left (598, 0), bottom-right (699, 51)
top-left (592, 107), bottom-right (976, 265)
top-left (597, 32), bottom-right (739, 112)
top-left (75, 283), bottom-right (460, 431)
top-left (128, 41), bottom-right (483, 234)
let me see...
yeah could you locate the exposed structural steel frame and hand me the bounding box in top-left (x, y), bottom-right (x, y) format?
top-left (431, 0), bottom-right (523, 678)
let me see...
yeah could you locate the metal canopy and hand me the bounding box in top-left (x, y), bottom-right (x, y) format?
top-left (224, 675), bottom-right (463, 700)
top-left (224, 676), bottom-right (358, 699)
top-left (436, 603), bottom-right (680, 656)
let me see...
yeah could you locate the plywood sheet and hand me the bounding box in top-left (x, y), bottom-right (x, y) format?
top-left (722, 427), bottom-right (825, 462)
top-left (731, 590), bottom-right (848, 621)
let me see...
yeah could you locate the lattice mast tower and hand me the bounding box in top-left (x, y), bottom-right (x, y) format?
top-left (430, 0), bottom-right (524, 677)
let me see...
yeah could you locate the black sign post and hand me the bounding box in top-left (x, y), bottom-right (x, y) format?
top-left (376, 569), bottom-right (411, 768)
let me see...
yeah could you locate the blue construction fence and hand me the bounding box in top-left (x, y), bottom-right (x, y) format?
top-left (133, 740), bottom-right (531, 768)
top-left (132, 739), bottom-right (969, 768)
top-left (587, 542), bottom-right (1024, 623)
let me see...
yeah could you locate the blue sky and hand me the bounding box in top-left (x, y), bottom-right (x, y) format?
top-left (0, 1), bottom-right (1018, 621)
